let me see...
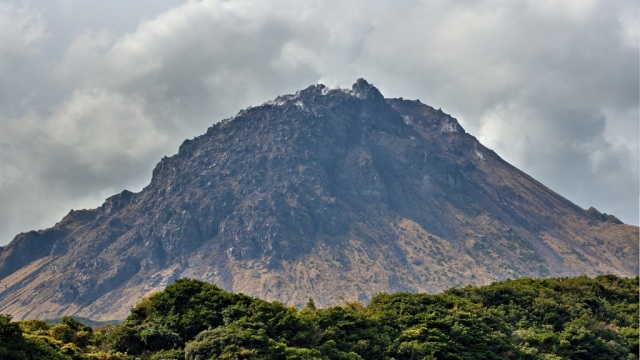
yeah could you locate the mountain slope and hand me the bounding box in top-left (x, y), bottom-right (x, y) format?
top-left (0, 79), bottom-right (637, 320)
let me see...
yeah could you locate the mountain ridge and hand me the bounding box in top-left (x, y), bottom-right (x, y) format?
top-left (0, 79), bottom-right (637, 320)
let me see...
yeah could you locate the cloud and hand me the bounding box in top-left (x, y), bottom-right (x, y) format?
top-left (0, 3), bottom-right (46, 110)
top-left (0, 0), bottom-right (637, 244)
top-left (0, 3), bottom-right (44, 73)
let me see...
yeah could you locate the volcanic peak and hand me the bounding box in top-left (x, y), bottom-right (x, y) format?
top-left (0, 79), bottom-right (636, 321)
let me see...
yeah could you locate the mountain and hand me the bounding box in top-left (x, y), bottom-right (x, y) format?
top-left (0, 79), bottom-right (637, 320)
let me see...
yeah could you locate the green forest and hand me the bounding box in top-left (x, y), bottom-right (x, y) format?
top-left (1, 275), bottom-right (637, 359)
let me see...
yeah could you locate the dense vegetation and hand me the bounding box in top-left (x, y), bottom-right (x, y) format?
top-left (1, 275), bottom-right (637, 359)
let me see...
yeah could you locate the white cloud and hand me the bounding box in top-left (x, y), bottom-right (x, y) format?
top-left (531, 0), bottom-right (600, 23)
top-left (45, 88), bottom-right (169, 171)
top-left (53, 31), bottom-right (112, 88)
top-left (0, 3), bottom-right (44, 72)
top-left (0, 3), bottom-right (46, 110)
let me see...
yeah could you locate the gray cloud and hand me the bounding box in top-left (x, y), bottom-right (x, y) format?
top-left (0, 2), bottom-right (46, 114)
top-left (0, 0), bottom-right (637, 245)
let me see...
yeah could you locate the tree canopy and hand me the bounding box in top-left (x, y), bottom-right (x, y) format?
top-left (1, 275), bottom-right (637, 359)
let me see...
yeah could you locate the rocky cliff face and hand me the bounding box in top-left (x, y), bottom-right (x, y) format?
top-left (0, 79), bottom-right (637, 320)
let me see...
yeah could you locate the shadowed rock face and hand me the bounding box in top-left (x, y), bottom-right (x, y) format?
top-left (0, 79), bottom-right (637, 320)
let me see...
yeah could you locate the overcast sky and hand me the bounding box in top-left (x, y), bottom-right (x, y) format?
top-left (0, 0), bottom-right (638, 245)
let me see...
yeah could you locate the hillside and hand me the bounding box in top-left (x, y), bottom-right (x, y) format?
top-left (0, 79), bottom-right (637, 320)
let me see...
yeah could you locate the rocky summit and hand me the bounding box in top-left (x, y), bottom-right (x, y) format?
top-left (0, 79), bottom-right (637, 320)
